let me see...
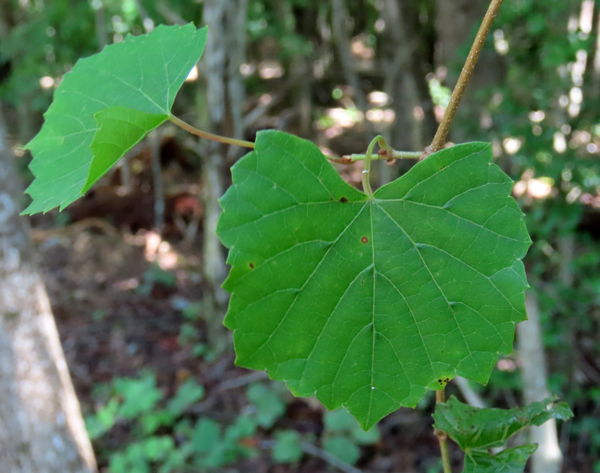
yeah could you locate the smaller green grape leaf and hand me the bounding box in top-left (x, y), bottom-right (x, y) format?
top-left (23, 23), bottom-right (207, 214)
top-left (463, 445), bottom-right (537, 473)
top-left (433, 396), bottom-right (573, 451)
top-left (84, 107), bottom-right (168, 192)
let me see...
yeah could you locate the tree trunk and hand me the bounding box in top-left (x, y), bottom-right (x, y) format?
top-left (0, 111), bottom-right (96, 472)
top-left (518, 292), bottom-right (563, 473)
top-left (200, 0), bottom-right (248, 354)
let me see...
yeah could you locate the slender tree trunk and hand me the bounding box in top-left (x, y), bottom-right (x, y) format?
top-left (518, 292), bottom-right (563, 473)
top-left (200, 0), bottom-right (248, 354)
top-left (0, 111), bottom-right (96, 473)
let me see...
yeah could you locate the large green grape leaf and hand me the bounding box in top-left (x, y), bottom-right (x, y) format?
top-left (23, 24), bottom-right (207, 214)
top-left (217, 130), bottom-right (532, 429)
top-left (433, 396), bottom-right (572, 473)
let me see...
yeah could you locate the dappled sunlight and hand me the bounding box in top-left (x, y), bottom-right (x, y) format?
top-left (569, 86), bottom-right (583, 117)
top-left (497, 358), bottom-right (517, 372)
top-left (553, 132), bottom-right (567, 153)
top-left (239, 63), bottom-right (255, 76)
top-left (503, 137), bottom-right (523, 155)
top-left (185, 65), bottom-right (198, 82)
top-left (39, 76), bottom-right (54, 89)
top-left (513, 171), bottom-right (554, 200)
top-left (258, 61), bottom-right (283, 79)
top-left (350, 36), bottom-right (374, 60)
top-left (580, 0), bottom-right (595, 34)
top-left (494, 29), bottom-right (509, 55)
top-left (368, 91), bottom-right (390, 106)
top-left (144, 231), bottom-right (178, 270)
top-left (366, 109), bottom-right (395, 123)
top-left (324, 107), bottom-right (363, 128)
top-left (529, 111), bottom-right (545, 123)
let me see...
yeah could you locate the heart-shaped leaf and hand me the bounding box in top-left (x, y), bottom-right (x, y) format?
top-left (217, 130), bottom-right (531, 429)
top-left (23, 24), bottom-right (207, 214)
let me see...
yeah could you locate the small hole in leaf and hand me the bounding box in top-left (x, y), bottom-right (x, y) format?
top-left (340, 197), bottom-right (348, 203)
top-left (249, 263), bottom-right (255, 269)
top-left (361, 236), bottom-right (368, 243)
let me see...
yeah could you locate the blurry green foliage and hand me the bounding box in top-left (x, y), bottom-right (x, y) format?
top-left (322, 408), bottom-right (381, 465)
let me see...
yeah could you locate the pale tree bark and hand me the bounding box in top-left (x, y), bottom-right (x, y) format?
top-left (200, 0), bottom-right (248, 354)
top-left (518, 292), bottom-right (563, 473)
top-left (0, 111), bottom-right (97, 472)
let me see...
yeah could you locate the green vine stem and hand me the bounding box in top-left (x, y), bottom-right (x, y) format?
top-left (361, 135), bottom-right (390, 197)
top-left (435, 389), bottom-right (453, 473)
top-left (169, 115), bottom-right (255, 149)
top-left (426, 0), bottom-right (504, 157)
top-left (328, 149), bottom-right (422, 165)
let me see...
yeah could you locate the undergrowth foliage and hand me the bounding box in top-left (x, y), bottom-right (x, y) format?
top-left (22, 23), bottom-right (572, 473)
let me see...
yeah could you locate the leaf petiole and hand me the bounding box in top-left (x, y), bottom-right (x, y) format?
top-left (169, 114), bottom-right (255, 149)
top-left (435, 389), bottom-right (453, 473)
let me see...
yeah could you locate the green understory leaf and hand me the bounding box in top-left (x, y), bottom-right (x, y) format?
top-left (433, 396), bottom-right (573, 473)
top-left (323, 436), bottom-right (361, 465)
top-left (463, 445), bottom-right (537, 473)
top-left (433, 396), bottom-right (573, 451)
top-left (23, 23), bottom-right (207, 214)
top-left (217, 130), bottom-right (532, 429)
top-left (271, 430), bottom-right (303, 464)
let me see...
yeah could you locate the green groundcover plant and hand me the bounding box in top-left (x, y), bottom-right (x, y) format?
top-left (22, 5), bottom-right (573, 472)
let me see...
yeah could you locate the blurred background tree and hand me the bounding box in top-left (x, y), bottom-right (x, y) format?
top-left (1, 0), bottom-right (599, 471)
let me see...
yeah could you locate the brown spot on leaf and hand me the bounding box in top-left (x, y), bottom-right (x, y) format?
top-left (249, 263), bottom-right (255, 269)
top-left (361, 236), bottom-right (368, 243)
top-left (340, 197), bottom-right (349, 203)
